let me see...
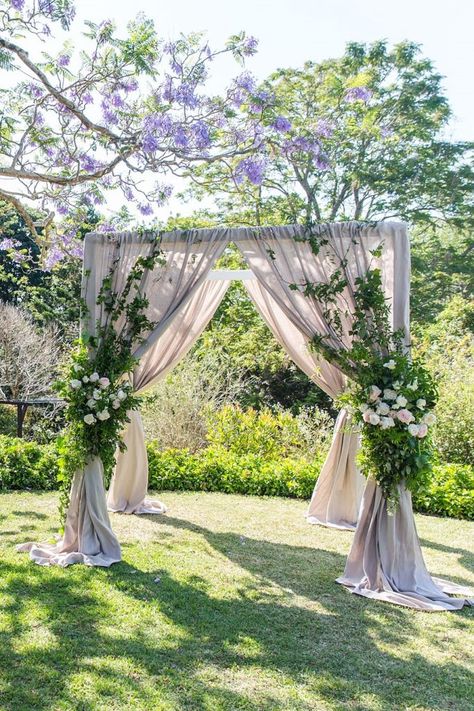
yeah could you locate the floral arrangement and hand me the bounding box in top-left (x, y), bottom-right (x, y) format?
top-left (292, 224), bottom-right (438, 506)
top-left (54, 242), bottom-right (163, 523)
top-left (340, 351), bottom-right (437, 503)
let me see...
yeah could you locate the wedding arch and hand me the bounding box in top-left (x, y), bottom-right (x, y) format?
top-left (19, 222), bottom-right (472, 612)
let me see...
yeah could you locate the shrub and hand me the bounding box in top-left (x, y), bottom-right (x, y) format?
top-left (147, 443), bottom-right (321, 499)
top-left (140, 350), bottom-right (246, 452)
top-left (206, 404), bottom-right (333, 460)
top-left (412, 463), bottom-right (474, 520)
top-left (0, 435), bottom-right (58, 490)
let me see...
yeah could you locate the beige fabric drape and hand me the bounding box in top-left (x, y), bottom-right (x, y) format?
top-left (18, 457), bottom-right (121, 567)
top-left (19, 229), bottom-right (228, 567)
top-left (244, 278), bottom-right (363, 529)
top-left (238, 222), bottom-right (407, 531)
top-left (108, 279), bottom-right (230, 514)
top-left (337, 479), bottom-right (473, 610)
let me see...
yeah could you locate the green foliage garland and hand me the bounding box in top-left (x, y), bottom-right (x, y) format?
top-left (54, 238), bottom-right (164, 524)
top-left (290, 223), bottom-right (438, 505)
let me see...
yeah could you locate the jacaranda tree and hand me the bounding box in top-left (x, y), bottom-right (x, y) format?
top-left (188, 41), bottom-right (474, 229)
top-left (0, 0), bottom-right (274, 265)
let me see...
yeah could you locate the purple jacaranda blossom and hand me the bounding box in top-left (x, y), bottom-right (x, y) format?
top-left (142, 133), bottom-right (160, 153)
top-left (231, 89), bottom-right (246, 109)
top-left (315, 119), bottom-right (334, 138)
top-left (57, 54), bottom-right (70, 68)
top-left (57, 204), bottom-right (69, 215)
top-left (97, 222), bottom-right (115, 232)
top-left (10, 0), bottom-right (25, 10)
top-left (241, 36), bottom-right (259, 56)
top-left (81, 154), bottom-right (103, 173)
top-left (110, 93), bottom-right (124, 108)
top-left (153, 183), bottom-right (173, 206)
top-left (235, 155), bottom-right (267, 185)
top-left (120, 79), bottom-right (139, 93)
top-left (173, 126), bottom-right (189, 149)
top-left (162, 77), bottom-right (175, 103)
top-left (344, 87), bottom-right (372, 103)
top-left (272, 116), bottom-right (292, 133)
top-left (82, 92), bottom-right (94, 105)
top-left (175, 83), bottom-right (200, 108)
top-left (315, 156), bottom-right (331, 171)
top-left (102, 108), bottom-right (118, 125)
top-left (170, 59), bottom-right (182, 75)
top-left (143, 113), bottom-right (173, 136)
top-left (122, 186), bottom-right (134, 201)
top-left (69, 243), bottom-right (84, 259)
top-left (44, 246), bottom-right (63, 271)
top-left (235, 72), bottom-right (256, 93)
top-left (284, 136), bottom-right (320, 157)
top-left (29, 83), bottom-right (44, 99)
top-left (163, 41), bottom-right (177, 55)
top-left (139, 203), bottom-right (154, 216)
top-left (192, 120), bottom-right (211, 149)
top-left (0, 238), bottom-right (20, 251)
top-left (35, 111), bottom-right (45, 126)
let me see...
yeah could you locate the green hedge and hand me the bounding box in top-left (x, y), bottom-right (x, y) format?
top-left (412, 463), bottom-right (474, 520)
top-left (147, 444), bottom-right (321, 499)
top-left (0, 435), bottom-right (472, 520)
top-left (0, 435), bottom-right (58, 491)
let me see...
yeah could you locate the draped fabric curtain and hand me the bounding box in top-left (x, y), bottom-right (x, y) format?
top-left (238, 222), bottom-right (471, 610)
top-left (107, 278), bottom-right (230, 515)
top-left (19, 229), bottom-right (228, 567)
top-left (244, 278), bottom-right (364, 529)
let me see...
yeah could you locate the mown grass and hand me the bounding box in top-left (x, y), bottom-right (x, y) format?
top-left (0, 491), bottom-right (473, 711)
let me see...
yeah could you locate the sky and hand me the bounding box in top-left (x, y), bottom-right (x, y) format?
top-left (72, 0), bottom-right (474, 141)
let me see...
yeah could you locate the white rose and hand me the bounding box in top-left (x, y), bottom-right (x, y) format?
top-left (380, 416), bottom-right (395, 430)
top-left (117, 389), bottom-right (127, 401)
top-left (407, 380), bottom-right (418, 391)
top-left (416, 399), bottom-right (426, 410)
top-left (396, 395), bottom-right (408, 408)
top-left (83, 413), bottom-right (96, 425)
top-left (392, 380), bottom-right (401, 390)
top-left (70, 379), bottom-right (82, 389)
top-left (93, 389), bottom-right (101, 400)
top-left (82, 375), bottom-right (90, 383)
top-left (73, 364), bottom-right (83, 373)
top-left (112, 399), bottom-right (121, 410)
top-left (408, 423), bottom-right (420, 436)
top-left (376, 401), bottom-right (391, 416)
top-left (383, 359), bottom-right (396, 370)
top-left (368, 385), bottom-right (382, 402)
top-left (422, 412), bottom-right (436, 426)
top-left (368, 412), bottom-right (380, 426)
top-left (98, 377), bottom-right (110, 389)
top-left (383, 388), bottom-right (397, 401)
top-left (97, 409), bottom-right (110, 421)
top-left (89, 372), bottom-right (99, 383)
top-left (86, 398), bottom-right (97, 409)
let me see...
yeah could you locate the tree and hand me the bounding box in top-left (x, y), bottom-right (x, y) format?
top-left (0, 0), bottom-right (266, 264)
top-left (188, 41), bottom-right (474, 228)
top-left (0, 301), bottom-right (62, 398)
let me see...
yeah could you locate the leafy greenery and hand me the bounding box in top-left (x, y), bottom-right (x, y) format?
top-left (190, 41), bottom-right (474, 229)
top-left (0, 435), bottom-right (58, 490)
top-left (0, 433), bottom-right (473, 520)
top-left (147, 445), bottom-right (322, 500)
top-left (54, 241), bottom-right (165, 522)
top-left (1, 491), bottom-right (473, 709)
top-left (413, 463), bottom-right (474, 520)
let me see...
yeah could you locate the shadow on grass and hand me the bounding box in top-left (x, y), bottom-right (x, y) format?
top-left (0, 513), bottom-right (473, 710)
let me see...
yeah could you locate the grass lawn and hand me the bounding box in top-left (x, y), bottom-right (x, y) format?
top-left (0, 491), bottom-right (473, 711)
